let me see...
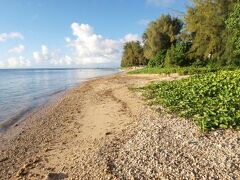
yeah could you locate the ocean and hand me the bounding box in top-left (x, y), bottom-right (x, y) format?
top-left (0, 68), bottom-right (120, 130)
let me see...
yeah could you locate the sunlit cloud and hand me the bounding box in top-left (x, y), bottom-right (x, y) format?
top-left (65, 23), bottom-right (121, 66)
top-left (1, 23), bottom-right (141, 68)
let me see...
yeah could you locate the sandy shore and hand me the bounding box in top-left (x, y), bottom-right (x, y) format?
top-left (0, 73), bottom-right (239, 179)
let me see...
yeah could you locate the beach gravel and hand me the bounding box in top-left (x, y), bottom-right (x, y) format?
top-left (75, 106), bottom-right (240, 179)
top-left (0, 74), bottom-right (239, 179)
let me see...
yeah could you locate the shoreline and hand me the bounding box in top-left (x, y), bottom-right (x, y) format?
top-left (0, 73), bottom-right (239, 179)
top-left (0, 70), bottom-right (122, 133)
top-left (0, 89), bottom-right (66, 133)
top-left (0, 71), bottom-right (123, 143)
top-left (0, 72), bottom-right (166, 178)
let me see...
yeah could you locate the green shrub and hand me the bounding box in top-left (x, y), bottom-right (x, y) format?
top-left (165, 42), bottom-right (191, 67)
top-left (143, 70), bottom-right (240, 131)
top-left (148, 51), bottom-right (165, 68)
top-left (191, 59), bottom-right (204, 67)
top-left (128, 66), bottom-right (237, 75)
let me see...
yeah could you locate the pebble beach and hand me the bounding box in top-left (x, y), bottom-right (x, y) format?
top-left (0, 73), bottom-right (239, 179)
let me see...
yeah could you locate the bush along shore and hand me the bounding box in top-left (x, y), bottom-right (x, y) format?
top-left (128, 66), bottom-right (238, 75)
top-left (141, 70), bottom-right (240, 131)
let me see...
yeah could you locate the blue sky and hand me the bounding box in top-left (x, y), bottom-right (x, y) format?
top-left (0, 0), bottom-right (189, 68)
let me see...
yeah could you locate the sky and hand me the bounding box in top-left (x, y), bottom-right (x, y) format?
top-left (0, 0), bottom-right (189, 68)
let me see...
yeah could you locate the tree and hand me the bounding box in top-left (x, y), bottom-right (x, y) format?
top-left (226, 2), bottom-right (240, 64)
top-left (185, 0), bottom-right (237, 62)
top-left (143, 15), bottom-right (183, 60)
top-left (121, 41), bottom-right (147, 67)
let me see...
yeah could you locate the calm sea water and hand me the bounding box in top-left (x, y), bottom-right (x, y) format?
top-left (0, 68), bottom-right (120, 129)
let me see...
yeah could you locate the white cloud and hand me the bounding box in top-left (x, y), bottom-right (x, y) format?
top-left (66, 23), bottom-right (121, 65)
top-left (33, 45), bottom-right (50, 63)
top-left (0, 23), bottom-right (141, 68)
top-left (6, 56), bottom-right (31, 68)
top-left (62, 23), bottom-right (142, 67)
top-left (146, 0), bottom-right (175, 6)
top-left (51, 55), bottom-right (73, 65)
top-left (33, 45), bottom-right (73, 66)
top-left (0, 56), bottom-right (30, 68)
top-left (8, 44), bottom-right (25, 54)
top-left (0, 32), bottom-right (24, 42)
top-left (121, 33), bottom-right (142, 43)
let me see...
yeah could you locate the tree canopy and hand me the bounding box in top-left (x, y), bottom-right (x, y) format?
top-left (121, 41), bottom-right (146, 67)
top-left (185, 0), bottom-right (237, 62)
top-left (121, 1), bottom-right (240, 68)
top-left (143, 15), bottom-right (183, 60)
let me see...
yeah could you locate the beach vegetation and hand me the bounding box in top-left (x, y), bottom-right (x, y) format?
top-left (142, 70), bottom-right (240, 131)
top-left (147, 51), bottom-right (165, 68)
top-left (164, 42), bottom-right (192, 67)
top-left (128, 66), bottom-right (237, 75)
top-left (124, 1), bottom-right (240, 131)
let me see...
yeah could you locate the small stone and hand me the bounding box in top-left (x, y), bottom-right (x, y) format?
top-left (46, 172), bottom-right (68, 180)
top-left (0, 157), bottom-right (8, 162)
top-left (33, 156), bottom-right (41, 163)
top-left (45, 148), bottom-right (53, 152)
top-left (105, 132), bottom-right (112, 136)
top-left (16, 166), bottom-right (28, 177)
top-left (188, 140), bottom-right (198, 145)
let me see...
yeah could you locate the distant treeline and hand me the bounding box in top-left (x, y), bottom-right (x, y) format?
top-left (121, 0), bottom-right (240, 68)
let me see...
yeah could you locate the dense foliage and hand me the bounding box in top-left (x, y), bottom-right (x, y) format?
top-left (226, 2), bottom-right (240, 63)
top-left (143, 70), bottom-right (240, 131)
top-left (121, 41), bottom-right (147, 67)
top-left (122, 1), bottom-right (240, 132)
top-left (165, 42), bottom-right (191, 67)
top-left (185, 0), bottom-right (237, 63)
top-left (121, 1), bottom-right (240, 68)
top-left (128, 66), bottom-right (236, 75)
top-left (143, 15), bottom-right (183, 60)
top-left (147, 51), bottom-right (165, 67)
